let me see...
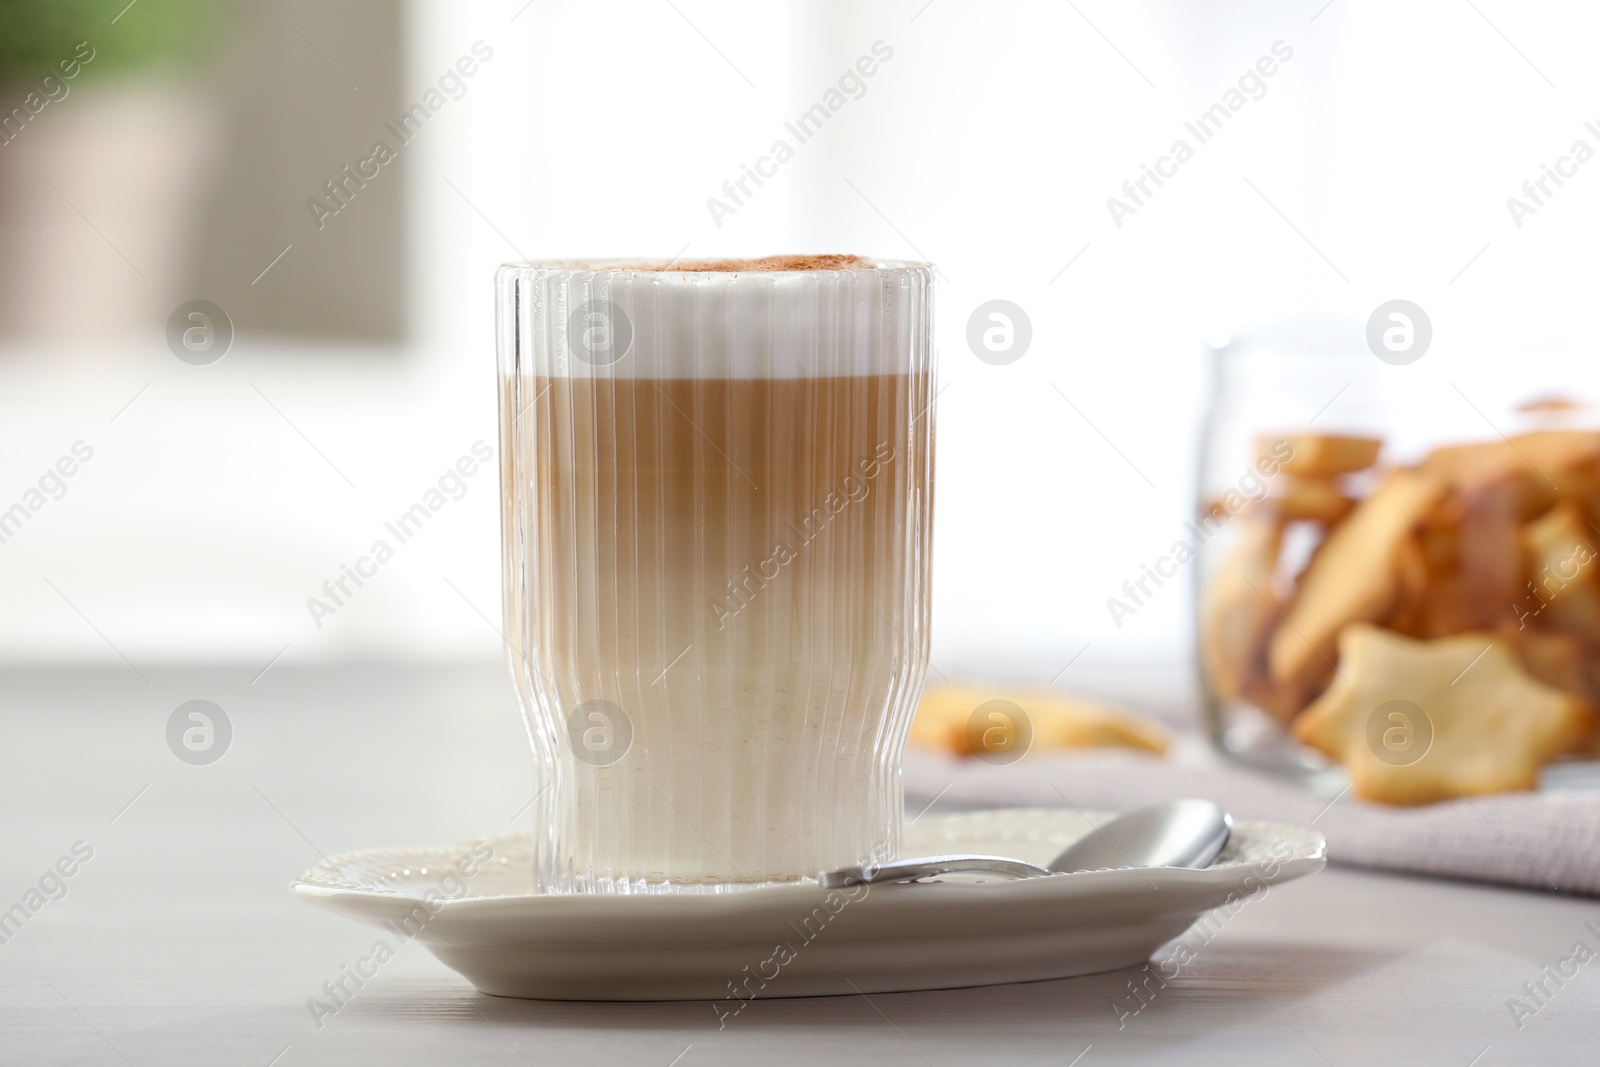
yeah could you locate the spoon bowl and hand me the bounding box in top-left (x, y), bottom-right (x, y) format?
top-left (1046, 798), bottom-right (1232, 874)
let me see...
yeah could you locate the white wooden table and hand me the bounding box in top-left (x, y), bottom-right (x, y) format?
top-left (2, 666), bottom-right (1594, 1065)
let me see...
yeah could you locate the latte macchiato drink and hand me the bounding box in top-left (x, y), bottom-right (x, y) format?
top-left (498, 256), bottom-right (934, 891)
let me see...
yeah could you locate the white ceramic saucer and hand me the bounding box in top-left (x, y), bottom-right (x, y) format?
top-left (292, 807), bottom-right (1325, 1002)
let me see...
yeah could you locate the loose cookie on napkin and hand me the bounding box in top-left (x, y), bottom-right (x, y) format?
top-left (910, 685), bottom-right (1170, 762)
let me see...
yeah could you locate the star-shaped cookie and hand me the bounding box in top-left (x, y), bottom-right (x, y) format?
top-left (1293, 624), bottom-right (1596, 804)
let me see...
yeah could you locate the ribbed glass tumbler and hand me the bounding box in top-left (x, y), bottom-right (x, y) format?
top-left (496, 258), bottom-right (936, 893)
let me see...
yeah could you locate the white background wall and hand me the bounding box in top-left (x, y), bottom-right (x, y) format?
top-left (2, 0), bottom-right (1597, 693)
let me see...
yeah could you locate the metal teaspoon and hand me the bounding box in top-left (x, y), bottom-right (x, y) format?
top-left (816, 799), bottom-right (1232, 887)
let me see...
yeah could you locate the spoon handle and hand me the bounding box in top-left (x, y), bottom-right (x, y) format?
top-left (818, 854), bottom-right (1052, 888)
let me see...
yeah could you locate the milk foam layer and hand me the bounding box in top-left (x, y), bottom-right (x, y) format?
top-left (498, 258), bottom-right (932, 380)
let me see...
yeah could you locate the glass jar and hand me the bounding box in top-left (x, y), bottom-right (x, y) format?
top-left (1195, 316), bottom-right (1600, 802)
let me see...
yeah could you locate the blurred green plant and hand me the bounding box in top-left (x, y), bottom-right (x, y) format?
top-left (0, 0), bottom-right (220, 86)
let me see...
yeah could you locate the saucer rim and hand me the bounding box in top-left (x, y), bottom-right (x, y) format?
top-left (290, 808), bottom-right (1328, 910)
